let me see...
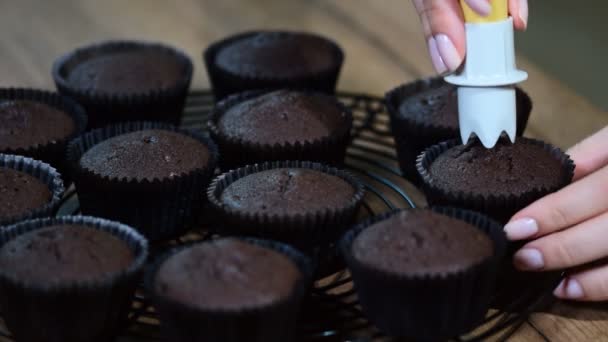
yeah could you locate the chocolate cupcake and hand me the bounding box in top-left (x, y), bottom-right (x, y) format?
top-left (0, 215), bottom-right (148, 342)
top-left (207, 161), bottom-right (365, 248)
top-left (209, 89), bottom-right (352, 169)
top-left (340, 208), bottom-right (506, 340)
top-left (417, 137), bottom-right (574, 223)
top-left (53, 40), bottom-right (193, 128)
top-left (0, 154), bottom-right (64, 226)
top-left (0, 88), bottom-right (87, 180)
top-left (146, 237), bottom-right (312, 342)
top-left (67, 122), bottom-right (218, 241)
top-left (386, 77), bottom-right (532, 183)
top-left (204, 31), bottom-right (344, 100)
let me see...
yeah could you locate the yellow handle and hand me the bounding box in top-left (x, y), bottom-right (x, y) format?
top-left (462, 0), bottom-right (508, 23)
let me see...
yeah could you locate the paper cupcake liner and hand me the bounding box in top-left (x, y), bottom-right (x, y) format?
top-left (0, 88), bottom-right (88, 183)
top-left (385, 76), bottom-right (532, 184)
top-left (206, 160), bottom-right (365, 249)
top-left (204, 30), bottom-right (344, 101)
top-left (144, 237), bottom-right (312, 342)
top-left (53, 40), bottom-right (193, 129)
top-left (0, 215), bottom-right (148, 342)
top-left (416, 137), bottom-right (575, 224)
top-left (66, 121), bottom-right (219, 241)
top-left (208, 90), bottom-right (353, 170)
top-left (0, 154), bottom-right (65, 227)
top-left (339, 207), bottom-right (507, 340)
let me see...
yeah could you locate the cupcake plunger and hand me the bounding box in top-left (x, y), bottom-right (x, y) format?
top-left (445, 0), bottom-right (528, 148)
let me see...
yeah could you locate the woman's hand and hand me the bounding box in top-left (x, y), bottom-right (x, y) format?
top-left (504, 127), bottom-right (608, 301)
top-left (412, 0), bottom-right (528, 73)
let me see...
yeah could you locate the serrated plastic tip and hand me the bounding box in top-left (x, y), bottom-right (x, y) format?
top-left (457, 86), bottom-right (517, 148)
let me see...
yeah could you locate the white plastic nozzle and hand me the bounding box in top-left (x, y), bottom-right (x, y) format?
top-left (445, 17), bottom-right (527, 148)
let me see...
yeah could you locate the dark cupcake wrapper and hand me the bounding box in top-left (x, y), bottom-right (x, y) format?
top-left (204, 30), bottom-right (344, 101)
top-left (53, 40), bottom-right (193, 129)
top-left (208, 89), bottom-right (353, 170)
top-left (0, 88), bottom-right (88, 183)
top-left (144, 237), bottom-right (313, 342)
top-left (339, 207), bottom-right (507, 341)
top-left (385, 76), bottom-right (532, 184)
top-left (66, 121), bottom-right (219, 241)
top-left (207, 160), bottom-right (365, 249)
top-left (416, 137), bottom-right (575, 224)
top-left (0, 215), bottom-right (148, 342)
top-left (0, 154), bottom-right (65, 227)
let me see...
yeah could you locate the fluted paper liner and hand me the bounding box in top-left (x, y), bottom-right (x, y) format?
top-left (204, 30), bottom-right (344, 101)
top-left (0, 154), bottom-right (65, 227)
top-left (144, 237), bottom-right (312, 342)
top-left (208, 90), bottom-right (353, 170)
top-left (339, 207), bottom-right (507, 341)
top-left (416, 137), bottom-right (574, 224)
top-left (0, 88), bottom-right (87, 182)
top-left (53, 40), bottom-right (193, 128)
top-left (206, 160), bottom-right (365, 249)
top-left (0, 215), bottom-right (148, 342)
top-left (66, 121), bottom-right (219, 241)
top-left (385, 76), bottom-right (532, 184)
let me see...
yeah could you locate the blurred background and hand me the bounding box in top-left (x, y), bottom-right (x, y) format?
top-left (517, 0), bottom-right (606, 111)
top-left (0, 0), bottom-right (606, 146)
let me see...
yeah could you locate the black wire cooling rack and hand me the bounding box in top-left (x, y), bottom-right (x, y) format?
top-left (0, 90), bottom-right (558, 342)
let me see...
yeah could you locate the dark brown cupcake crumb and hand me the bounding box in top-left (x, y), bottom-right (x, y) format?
top-left (218, 90), bottom-right (345, 145)
top-left (429, 139), bottom-right (564, 196)
top-left (220, 168), bottom-right (355, 216)
top-left (155, 238), bottom-right (301, 310)
top-left (352, 210), bottom-right (493, 275)
top-left (67, 50), bottom-right (183, 94)
top-left (0, 168), bottom-right (51, 221)
top-left (0, 100), bottom-right (76, 150)
top-left (80, 129), bottom-right (210, 181)
top-left (215, 32), bottom-right (335, 78)
top-left (398, 84), bottom-right (459, 129)
top-left (0, 224), bottom-right (133, 283)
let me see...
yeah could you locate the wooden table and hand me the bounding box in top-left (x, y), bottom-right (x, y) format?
top-left (1, 0), bottom-right (607, 340)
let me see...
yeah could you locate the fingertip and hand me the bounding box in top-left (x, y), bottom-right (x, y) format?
top-left (509, 0), bottom-right (528, 30)
top-left (464, 0), bottom-right (492, 17)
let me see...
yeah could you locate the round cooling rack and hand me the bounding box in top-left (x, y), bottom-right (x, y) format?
top-left (0, 90), bottom-right (558, 342)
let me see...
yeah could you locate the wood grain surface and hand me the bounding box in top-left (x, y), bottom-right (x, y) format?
top-left (1, 0), bottom-right (607, 340)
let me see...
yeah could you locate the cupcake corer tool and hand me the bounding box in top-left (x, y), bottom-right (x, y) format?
top-left (445, 0), bottom-right (528, 148)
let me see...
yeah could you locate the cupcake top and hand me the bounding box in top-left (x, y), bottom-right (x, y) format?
top-left (0, 168), bottom-right (52, 222)
top-left (217, 90), bottom-right (346, 145)
top-left (352, 210), bottom-right (493, 275)
top-left (0, 100), bottom-right (76, 150)
top-left (428, 139), bottom-right (565, 196)
top-left (0, 224), bottom-right (133, 284)
top-left (398, 84), bottom-right (459, 129)
top-left (214, 32), bottom-right (336, 78)
top-left (220, 168), bottom-right (356, 216)
top-left (66, 50), bottom-right (184, 94)
top-left (80, 129), bottom-right (210, 181)
top-left (155, 238), bottom-right (301, 310)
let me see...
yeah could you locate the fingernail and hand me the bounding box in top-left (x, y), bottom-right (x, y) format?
top-left (554, 278), bottom-right (584, 299)
top-left (519, 0), bottom-right (528, 29)
top-left (464, 0), bottom-right (492, 16)
top-left (513, 248), bottom-right (544, 270)
top-left (427, 37), bottom-right (448, 74)
top-left (434, 34), bottom-right (462, 71)
top-left (504, 218), bottom-right (538, 240)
